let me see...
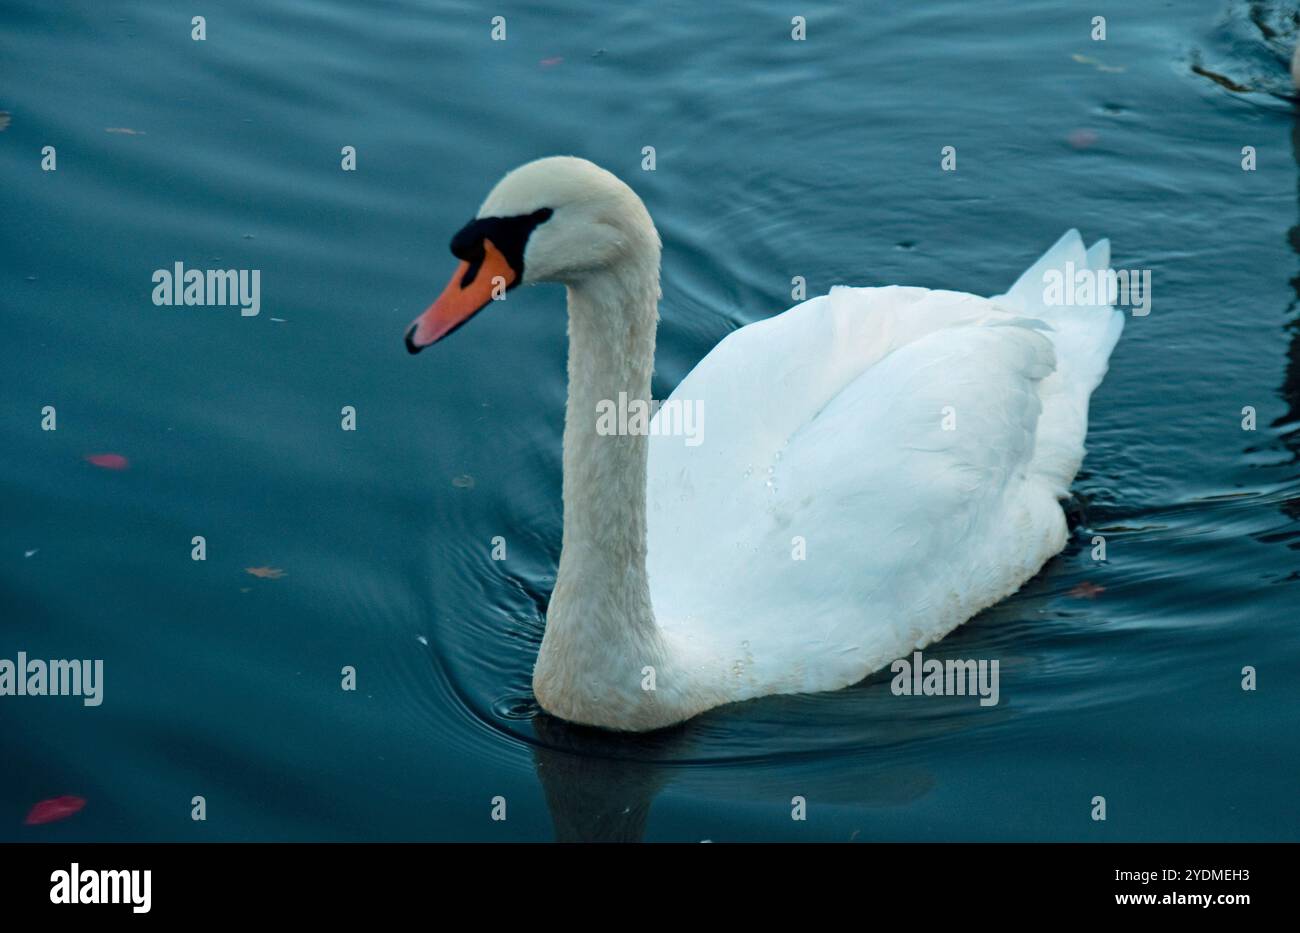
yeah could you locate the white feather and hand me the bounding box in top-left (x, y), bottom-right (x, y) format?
top-left (648, 231), bottom-right (1123, 701)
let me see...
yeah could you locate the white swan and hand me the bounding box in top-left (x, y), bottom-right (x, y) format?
top-left (406, 157), bottom-right (1123, 732)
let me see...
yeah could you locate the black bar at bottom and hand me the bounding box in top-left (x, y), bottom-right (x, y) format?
top-left (0, 842), bottom-right (1288, 918)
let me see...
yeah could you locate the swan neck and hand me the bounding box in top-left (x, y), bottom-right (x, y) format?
top-left (546, 258), bottom-right (662, 660)
top-left (559, 269), bottom-right (658, 584)
top-left (533, 203), bottom-right (674, 730)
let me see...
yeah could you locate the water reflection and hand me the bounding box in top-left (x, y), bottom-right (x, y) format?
top-left (531, 715), bottom-right (682, 842)
top-left (525, 590), bottom-right (1046, 840)
top-left (530, 711), bottom-right (946, 841)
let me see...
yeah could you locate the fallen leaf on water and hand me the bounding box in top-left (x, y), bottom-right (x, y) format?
top-left (0, 112), bottom-right (11, 131)
top-left (1069, 581), bottom-right (1106, 599)
top-left (1067, 128), bottom-right (1099, 149)
top-left (85, 453), bottom-right (129, 470)
top-left (24, 549), bottom-right (38, 558)
top-left (105, 127), bottom-right (145, 135)
top-left (451, 474), bottom-right (476, 489)
top-left (1071, 53), bottom-right (1125, 74)
top-left (25, 795), bottom-right (86, 826)
top-left (540, 56), bottom-right (563, 67)
top-left (245, 566), bottom-right (286, 579)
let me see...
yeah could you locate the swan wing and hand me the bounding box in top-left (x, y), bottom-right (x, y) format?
top-left (646, 232), bottom-right (1121, 698)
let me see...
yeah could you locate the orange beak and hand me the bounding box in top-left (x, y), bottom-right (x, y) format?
top-left (405, 238), bottom-right (516, 353)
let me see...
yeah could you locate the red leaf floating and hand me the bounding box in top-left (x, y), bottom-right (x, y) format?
top-left (1067, 128), bottom-right (1098, 150)
top-left (85, 453), bottom-right (129, 470)
top-left (539, 56), bottom-right (563, 67)
top-left (1069, 581), bottom-right (1106, 600)
top-left (24, 795), bottom-right (86, 825)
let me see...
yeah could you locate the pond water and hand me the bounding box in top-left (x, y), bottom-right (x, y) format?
top-left (2, 0), bottom-right (1298, 841)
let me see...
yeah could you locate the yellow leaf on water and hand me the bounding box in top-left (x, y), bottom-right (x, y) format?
top-left (1071, 53), bottom-right (1125, 74)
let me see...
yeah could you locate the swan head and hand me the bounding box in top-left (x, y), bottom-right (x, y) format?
top-left (405, 156), bottom-right (658, 353)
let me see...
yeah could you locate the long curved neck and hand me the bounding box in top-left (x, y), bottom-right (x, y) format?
top-left (555, 265), bottom-right (659, 633)
top-left (560, 270), bottom-right (658, 575)
top-left (534, 254), bottom-right (666, 718)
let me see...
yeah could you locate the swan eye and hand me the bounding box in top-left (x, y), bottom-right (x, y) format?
top-left (449, 208), bottom-right (553, 285)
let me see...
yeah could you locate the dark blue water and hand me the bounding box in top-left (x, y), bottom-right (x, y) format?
top-left (3, 0), bottom-right (1299, 841)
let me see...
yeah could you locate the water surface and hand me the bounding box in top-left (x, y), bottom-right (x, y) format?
top-left (2, 0), bottom-right (1299, 841)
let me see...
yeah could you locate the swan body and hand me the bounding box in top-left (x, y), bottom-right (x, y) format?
top-left (406, 157), bottom-right (1122, 731)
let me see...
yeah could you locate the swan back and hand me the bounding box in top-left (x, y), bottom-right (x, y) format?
top-left (645, 232), bottom-right (1122, 700)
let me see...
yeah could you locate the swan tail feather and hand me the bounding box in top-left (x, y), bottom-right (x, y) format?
top-left (996, 230), bottom-right (1124, 496)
